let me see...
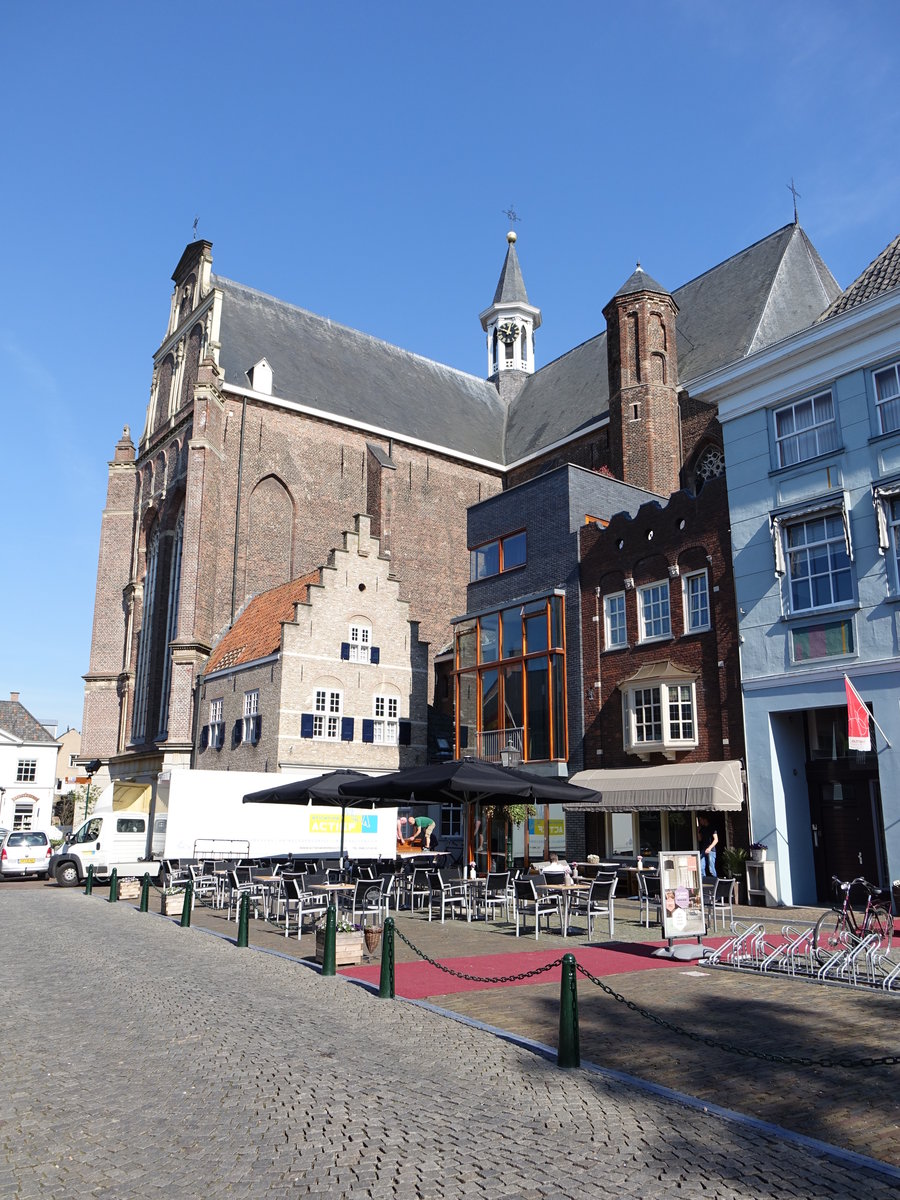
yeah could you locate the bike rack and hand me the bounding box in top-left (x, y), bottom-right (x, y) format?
top-left (706, 920), bottom-right (768, 969)
top-left (760, 924), bottom-right (817, 977)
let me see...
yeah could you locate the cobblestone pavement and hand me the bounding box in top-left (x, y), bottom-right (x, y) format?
top-left (2, 884), bottom-right (898, 1199)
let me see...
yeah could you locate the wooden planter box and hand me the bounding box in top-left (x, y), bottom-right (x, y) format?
top-left (161, 891), bottom-right (187, 916)
top-left (315, 930), bottom-right (364, 966)
top-left (118, 879), bottom-right (141, 900)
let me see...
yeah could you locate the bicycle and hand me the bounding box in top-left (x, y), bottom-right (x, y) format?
top-left (813, 875), bottom-right (895, 961)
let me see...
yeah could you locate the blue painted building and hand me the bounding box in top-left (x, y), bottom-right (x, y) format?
top-left (701, 234), bottom-right (900, 904)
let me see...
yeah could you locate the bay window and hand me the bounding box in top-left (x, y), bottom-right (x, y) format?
top-left (620, 662), bottom-right (698, 759)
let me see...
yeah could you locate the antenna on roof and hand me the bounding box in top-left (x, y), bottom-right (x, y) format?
top-left (787, 178), bottom-right (801, 225)
top-left (502, 205), bottom-right (521, 227)
top-left (192, 215), bottom-right (199, 241)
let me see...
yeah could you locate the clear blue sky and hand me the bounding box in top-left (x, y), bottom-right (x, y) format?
top-left (2, 0), bottom-right (899, 733)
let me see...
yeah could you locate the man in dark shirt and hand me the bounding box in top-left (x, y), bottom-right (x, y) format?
top-left (697, 814), bottom-right (720, 878)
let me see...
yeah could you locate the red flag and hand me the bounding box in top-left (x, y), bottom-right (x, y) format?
top-left (845, 676), bottom-right (871, 751)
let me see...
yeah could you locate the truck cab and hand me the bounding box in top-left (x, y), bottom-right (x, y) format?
top-left (51, 813), bottom-right (162, 886)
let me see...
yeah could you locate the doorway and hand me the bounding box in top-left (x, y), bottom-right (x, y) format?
top-left (809, 779), bottom-right (887, 898)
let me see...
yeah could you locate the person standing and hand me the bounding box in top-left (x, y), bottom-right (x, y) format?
top-left (697, 814), bottom-right (720, 878)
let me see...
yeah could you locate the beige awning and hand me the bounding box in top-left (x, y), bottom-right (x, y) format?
top-left (566, 760), bottom-right (744, 812)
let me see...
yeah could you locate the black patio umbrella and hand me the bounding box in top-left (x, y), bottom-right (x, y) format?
top-left (243, 770), bottom-right (418, 860)
top-left (338, 758), bottom-right (601, 805)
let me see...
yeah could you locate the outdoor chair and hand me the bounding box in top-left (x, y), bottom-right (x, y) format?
top-left (188, 863), bottom-right (218, 907)
top-left (283, 879), bottom-right (328, 938)
top-left (226, 869), bottom-right (261, 921)
top-left (709, 877), bottom-right (736, 932)
top-left (480, 871), bottom-right (511, 923)
top-left (351, 879), bottom-right (385, 925)
top-left (583, 874), bottom-right (617, 939)
top-left (427, 870), bottom-right (470, 923)
top-left (409, 867), bottom-right (432, 912)
top-left (513, 877), bottom-right (562, 940)
top-left (639, 872), bottom-right (661, 928)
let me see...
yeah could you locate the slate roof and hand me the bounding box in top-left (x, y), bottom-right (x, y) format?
top-left (214, 278), bottom-right (506, 463)
top-left (205, 572), bottom-right (320, 674)
top-left (212, 222), bottom-right (839, 469)
top-left (492, 237), bottom-right (530, 305)
top-left (505, 224), bottom-right (840, 463)
top-left (819, 233), bottom-right (900, 320)
top-left (613, 264), bottom-right (670, 298)
top-left (0, 700), bottom-right (58, 745)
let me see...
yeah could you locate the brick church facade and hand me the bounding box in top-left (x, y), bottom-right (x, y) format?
top-left (81, 223), bottom-right (841, 802)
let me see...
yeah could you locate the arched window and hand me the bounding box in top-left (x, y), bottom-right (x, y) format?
top-left (132, 524), bottom-right (160, 743)
top-left (156, 508), bottom-right (184, 739)
top-left (695, 445), bottom-right (725, 491)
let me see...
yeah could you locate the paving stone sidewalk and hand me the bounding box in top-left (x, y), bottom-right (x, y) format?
top-left (2, 886), bottom-right (898, 1199)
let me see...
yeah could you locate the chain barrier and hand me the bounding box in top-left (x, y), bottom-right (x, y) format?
top-left (394, 924), bottom-right (564, 985)
top-left (574, 961), bottom-right (900, 1069)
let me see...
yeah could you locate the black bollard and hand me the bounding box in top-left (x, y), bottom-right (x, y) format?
top-left (139, 873), bottom-right (150, 912)
top-left (108, 867), bottom-right (119, 902)
top-left (321, 904), bottom-right (337, 977)
top-left (237, 893), bottom-right (250, 947)
top-left (378, 916), bottom-right (395, 999)
top-left (84, 864), bottom-right (94, 895)
top-left (180, 879), bottom-right (193, 927)
top-left (557, 953), bottom-right (580, 1068)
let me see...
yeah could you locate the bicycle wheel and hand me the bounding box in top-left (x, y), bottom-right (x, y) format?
top-left (865, 905), bottom-right (894, 956)
top-left (813, 910), bottom-right (846, 961)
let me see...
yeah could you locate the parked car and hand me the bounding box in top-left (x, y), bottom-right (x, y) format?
top-left (0, 830), bottom-right (53, 879)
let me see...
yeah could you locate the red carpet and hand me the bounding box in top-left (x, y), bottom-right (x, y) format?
top-left (340, 939), bottom-right (728, 999)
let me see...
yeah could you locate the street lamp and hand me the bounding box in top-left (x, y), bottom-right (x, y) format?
top-left (82, 759), bottom-right (101, 827)
top-left (500, 740), bottom-right (521, 769)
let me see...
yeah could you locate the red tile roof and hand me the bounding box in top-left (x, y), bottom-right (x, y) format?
top-left (206, 572), bottom-right (320, 673)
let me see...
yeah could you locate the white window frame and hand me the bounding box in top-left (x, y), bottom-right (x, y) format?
top-left (682, 570), bottom-right (710, 633)
top-left (373, 694), bottom-right (399, 745)
top-left (874, 361), bottom-right (900, 435)
top-left (441, 801), bottom-right (463, 838)
top-left (622, 680), bottom-right (698, 758)
top-left (13, 803), bottom-right (34, 831)
top-left (16, 759), bottom-right (37, 783)
top-left (242, 690), bottom-right (260, 743)
top-left (890, 497), bottom-right (900, 593)
top-left (783, 513), bottom-right (853, 614)
top-left (604, 592), bottom-right (627, 649)
top-left (209, 698), bottom-right (224, 749)
top-left (637, 581), bottom-right (671, 642)
top-left (349, 623), bottom-right (371, 663)
top-left (773, 390), bottom-right (838, 467)
top-left (314, 688), bottom-right (342, 740)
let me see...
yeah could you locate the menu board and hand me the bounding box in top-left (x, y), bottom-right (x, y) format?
top-left (659, 851), bottom-right (707, 940)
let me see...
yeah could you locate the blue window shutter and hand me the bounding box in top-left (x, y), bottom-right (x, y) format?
top-left (301, 713), bottom-right (314, 739)
top-left (340, 642), bottom-right (350, 660)
top-left (399, 720), bottom-right (411, 746)
top-left (362, 719), bottom-right (374, 743)
top-left (232, 719), bottom-right (243, 748)
top-left (341, 717), bottom-right (354, 742)
top-left (252, 715), bottom-right (262, 744)
top-left (459, 726), bottom-right (468, 749)
top-left (370, 646), bottom-right (380, 664)
top-left (199, 725), bottom-right (209, 752)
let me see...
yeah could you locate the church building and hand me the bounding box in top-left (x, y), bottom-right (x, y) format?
top-left (81, 222), bottom-right (840, 804)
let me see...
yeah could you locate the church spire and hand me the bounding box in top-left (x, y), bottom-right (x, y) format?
top-left (479, 231), bottom-right (542, 401)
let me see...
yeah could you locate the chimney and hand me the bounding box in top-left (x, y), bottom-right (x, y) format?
top-left (10, 691), bottom-right (19, 703)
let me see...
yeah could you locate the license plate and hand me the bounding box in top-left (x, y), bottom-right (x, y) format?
top-left (20, 857), bottom-right (36, 864)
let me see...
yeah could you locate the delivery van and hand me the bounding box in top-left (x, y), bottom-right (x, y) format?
top-left (50, 813), bottom-right (162, 886)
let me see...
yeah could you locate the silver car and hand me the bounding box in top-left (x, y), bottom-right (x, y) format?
top-left (0, 830), bottom-right (53, 879)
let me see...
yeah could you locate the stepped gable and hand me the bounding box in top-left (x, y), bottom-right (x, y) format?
top-left (206, 572), bottom-right (321, 674)
top-left (819, 233), bottom-right (900, 320)
top-left (505, 225), bottom-right (840, 464)
top-left (214, 277), bottom-right (506, 463)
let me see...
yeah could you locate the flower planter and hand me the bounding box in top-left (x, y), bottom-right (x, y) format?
top-left (118, 879), bottom-right (141, 900)
top-left (315, 929), bottom-right (364, 966)
top-left (750, 848), bottom-right (767, 863)
top-left (161, 891), bottom-right (187, 916)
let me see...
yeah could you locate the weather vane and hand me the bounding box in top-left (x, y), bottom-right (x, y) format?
top-left (787, 179), bottom-right (801, 225)
top-left (192, 215), bottom-right (199, 241)
top-left (502, 205), bottom-right (521, 227)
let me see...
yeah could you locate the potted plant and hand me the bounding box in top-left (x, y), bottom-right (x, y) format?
top-left (749, 841), bottom-right (768, 863)
top-left (118, 876), bottom-right (141, 900)
top-left (718, 847), bottom-right (748, 903)
top-left (160, 886), bottom-right (187, 916)
top-left (315, 914), bottom-right (364, 966)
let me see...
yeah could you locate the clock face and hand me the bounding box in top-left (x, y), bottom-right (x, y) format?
top-left (498, 321), bottom-right (520, 344)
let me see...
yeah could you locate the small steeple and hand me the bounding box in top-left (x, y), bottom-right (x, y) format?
top-left (479, 231), bottom-right (542, 401)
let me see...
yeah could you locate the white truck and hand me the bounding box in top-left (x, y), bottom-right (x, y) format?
top-left (51, 769), bottom-right (398, 884)
top-left (50, 812), bottom-right (163, 887)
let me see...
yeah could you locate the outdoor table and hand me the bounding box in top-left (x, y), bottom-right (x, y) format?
top-left (309, 881), bottom-right (355, 912)
top-left (253, 875), bottom-right (284, 920)
top-left (537, 880), bottom-right (590, 936)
